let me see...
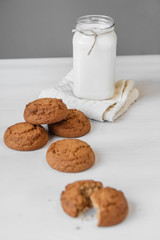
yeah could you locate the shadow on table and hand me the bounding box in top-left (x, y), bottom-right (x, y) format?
top-left (127, 201), bottom-right (137, 223)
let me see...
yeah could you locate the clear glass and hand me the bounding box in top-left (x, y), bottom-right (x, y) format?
top-left (73, 15), bottom-right (117, 100)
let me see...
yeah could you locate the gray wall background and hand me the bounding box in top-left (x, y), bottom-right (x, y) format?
top-left (0, 0), bottom-right (160, 59)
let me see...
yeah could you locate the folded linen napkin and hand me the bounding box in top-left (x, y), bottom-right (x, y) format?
top-left (39, 70), bottom-right (139, 122)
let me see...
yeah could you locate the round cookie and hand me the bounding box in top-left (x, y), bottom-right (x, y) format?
top-left (4, 122), bottom-right (48, 151)
top-left (61, 180), bottom-right (103, 217)
top-left (48, 109), bottom-right (91, 138)
top-left (46, 139), bottom-right (95, 173)
top-left (90, 187), bottom-right (128, 226)
top-left (24, 98), bottom-right (68, 125)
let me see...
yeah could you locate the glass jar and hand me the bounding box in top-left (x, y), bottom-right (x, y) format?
top-left (73, 15), bottom-right (117, 100)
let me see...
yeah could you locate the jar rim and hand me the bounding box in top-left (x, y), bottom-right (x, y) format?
top-left (76, 15), bottom-right (115, 30)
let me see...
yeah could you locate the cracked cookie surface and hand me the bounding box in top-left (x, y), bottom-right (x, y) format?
top-left (46, 139), bottom-right (95, 173)
top-left (48, 109), bottom-right (91, 138)
top-left (91, 187), bottom-right (128, 226)
top-left (24, 98), bottom-right (68, 125)
top-left (61, 180), bottom-right (103, 217)
top-left (4, 122), bottom-right (48, 151)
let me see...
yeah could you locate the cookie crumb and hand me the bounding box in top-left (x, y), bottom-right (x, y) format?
top-left (80, 215), bottom-right (87, 221)
top-left (76, 226), bottom-right (80, 230)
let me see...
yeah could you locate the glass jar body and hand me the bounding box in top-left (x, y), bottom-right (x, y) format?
top-left (73, 15), bottom-right (117, 100)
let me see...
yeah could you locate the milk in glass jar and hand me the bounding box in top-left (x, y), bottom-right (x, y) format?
top-left (73, 15), bottom-right (117, 100)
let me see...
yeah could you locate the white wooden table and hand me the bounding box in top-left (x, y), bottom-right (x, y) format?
top-left (0, 56), bottom-right (160, 240)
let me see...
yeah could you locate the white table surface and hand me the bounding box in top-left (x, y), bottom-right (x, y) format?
top-left (0, 55), bottom-right (160, 240)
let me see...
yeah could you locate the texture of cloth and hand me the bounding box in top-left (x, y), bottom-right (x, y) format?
top-left (39, 70), bottom-right (139, 122)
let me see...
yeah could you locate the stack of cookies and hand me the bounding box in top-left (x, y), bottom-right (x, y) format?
top-left (4, 98), bottom-right (94, 172)
top-left (4, 97), bottom-right (129, 227)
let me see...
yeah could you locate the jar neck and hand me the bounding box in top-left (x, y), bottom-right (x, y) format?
top-left (75, 15), bottom-right (115, 34)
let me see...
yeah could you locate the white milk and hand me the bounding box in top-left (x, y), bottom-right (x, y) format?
top-left (73, 15), bottom-right (117, 100)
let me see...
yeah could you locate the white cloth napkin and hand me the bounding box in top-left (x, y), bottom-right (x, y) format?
top-left (39, 70), bottom-right (139, 122)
